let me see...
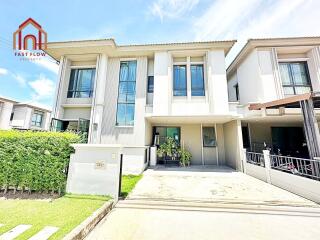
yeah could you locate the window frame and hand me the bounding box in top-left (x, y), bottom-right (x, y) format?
top-left (190, 64), bottom-right (205, 96)
top-left (67, 68), bottom-right (96, 98)
top-left (116, 60), bottom-right (137, 126)
top-left (147, 76), bottom-right (154, 93)
top-left (31, 111), bottom-right (44, 127)
top-left (202, 126), bottom-right (216, 147)
top-left (279, 61), bottom-right (312, 96)
top-left (173, 64), bottom-right (187, 96)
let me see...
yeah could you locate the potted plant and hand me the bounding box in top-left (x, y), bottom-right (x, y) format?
top-left (178, 148), bottom-right (192, 167)
top-left (157, 137), bottom-right (180, 164)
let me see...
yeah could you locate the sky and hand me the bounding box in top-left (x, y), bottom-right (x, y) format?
top-left (1, 0), bottom-right (320, 109)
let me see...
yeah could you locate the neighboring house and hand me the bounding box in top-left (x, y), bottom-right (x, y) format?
top-left (0, 97), bottom-right (17, 130)
top-left (10, 103), bottom-right (51, 130)
top-left (0, 96), bottom-right (51, 131)
top-left (227, 37), bottom-right (320, 158)
top-left (46, 38), bottom-right (247, 172)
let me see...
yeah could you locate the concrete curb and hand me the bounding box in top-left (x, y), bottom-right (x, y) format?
top-left (63, 200), bottom-right (114, 240)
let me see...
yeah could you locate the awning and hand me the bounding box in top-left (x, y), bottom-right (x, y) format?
top-left (248, 92), bottom-right (320, 161)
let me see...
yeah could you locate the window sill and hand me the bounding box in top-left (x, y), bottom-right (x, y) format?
top-left (115, 125), bottom-right (134, 128)
top-left (67, 97), bottom-right (92, 99)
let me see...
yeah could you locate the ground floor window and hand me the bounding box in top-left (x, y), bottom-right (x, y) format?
top-left (31, 111), bottom-right (44, 127)
top-left (202, 127), bottom-right (216, 147)
top-left (50, 118), bottom-right (90, 142)
top-left (153, 126), bottom-right (180, 146)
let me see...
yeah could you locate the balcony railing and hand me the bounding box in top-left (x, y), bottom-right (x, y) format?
top-left (270, 154), bottom-right (320, 181)
top-left (246, 152), bottom-right (265, 167)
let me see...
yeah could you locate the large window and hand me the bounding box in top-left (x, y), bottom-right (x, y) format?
top-left (191, 64), bottom-right (205, 96)
top-left (116, 61), bottom-right (137, 126)
top-left (173, 65), bottom-right (187, 96)
top-left (31, 111), bottom-right (43, 127)
top-left (202, 127), bottom-right (216, 147)
top-left (153, 126), bottom-right (181, 146)
top-left (279, 62), bottom-right (311, 95)
top-left (67, 68), bottom-right (95, 98)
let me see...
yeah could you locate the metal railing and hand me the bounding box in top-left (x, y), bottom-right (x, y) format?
top-left (246, 152), bottom-right (265, 167)
top-left (270, 154), bottom-right (320, 180)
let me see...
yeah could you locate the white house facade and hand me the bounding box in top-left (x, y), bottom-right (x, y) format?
top-left (47, 39), bottom-right (247, 173)
top-left (0, 97), bottom-right (51, 131)
top-left (227, 37), bottom-right (320, 158)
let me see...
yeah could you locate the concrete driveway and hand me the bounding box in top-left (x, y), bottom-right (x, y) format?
top-left (86, 166), bottom-right (320, 240)
top-left (128, 166), bottom-right (316, 206)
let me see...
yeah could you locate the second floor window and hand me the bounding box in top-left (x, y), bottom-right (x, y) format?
top-left (279, 62), bottom-right (311, 96)
top-left (191, 64), bottom-right (205, 96)
top-left (147, 76), bottom-right (154, 93)
top-left (67, 68), bottom-right (95, 98)
top-left (116, 61), bottom-right (137, 126)
top-left (173, 65), bottom-right (187, 96)
top-left (31, 111), bottom-right (43, 127)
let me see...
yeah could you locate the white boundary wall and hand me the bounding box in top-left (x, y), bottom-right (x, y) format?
top-left (67, 144), bottom-right (122, 199)
top-left (242, 149), bottom-right (320, 203)
top-left (66, 144), bottom-right (149, 198)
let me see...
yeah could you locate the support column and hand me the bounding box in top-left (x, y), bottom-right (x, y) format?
top-left (242, 148), bottom-right (247, 174)
top-left (300, 99), bottom-right (320, 158)
top-left (270, 48), bottom-right (284, 99)
top-left (89, 54), bottom-right (108, 144)
top-left (263, 150), bottom-right (271, 184)
top-left (52, 56), bottom-right (70, 120)
top-left (300, 99), bottom-right (320, 177)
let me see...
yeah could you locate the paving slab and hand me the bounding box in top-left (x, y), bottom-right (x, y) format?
top-left (28, 226), bottom-right (59, 240)
top-left (0, 224), bottom-right (31, 240)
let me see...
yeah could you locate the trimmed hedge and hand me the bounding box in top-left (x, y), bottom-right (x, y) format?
top-left (0, 131), bottom-right (81, 194)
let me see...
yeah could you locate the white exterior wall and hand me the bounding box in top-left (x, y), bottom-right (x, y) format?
top-left (237, 49), bottom-right (264, 105)
top-left (11, 106), bottom-right (50, 130)
top-left (100, 57), bottom-right (148, 146)
top-left (232, 46), bottom-right (320, 106)
top-left (153, 52), bottom-right (172, 116)
top-left (152, 50), bottom-right (229, 116)
top-left (257, 50), bottom-right (279, 102)
top-left (11, 106), bottom-right (29, 129)
top-left (0, 101), bottom-right (13, 129)
top-left (207, 50), bottom-right (229, 114)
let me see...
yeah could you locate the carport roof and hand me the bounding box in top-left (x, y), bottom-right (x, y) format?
top-left (248, 92), bottom-right (320, 110)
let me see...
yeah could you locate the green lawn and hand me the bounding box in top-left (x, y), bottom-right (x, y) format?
top-left (0, 194), bottom-right (110, 240)
top-left (0, 175), bottom-right (142, 239)
top-left (121, 174), bottom-right (142, 197)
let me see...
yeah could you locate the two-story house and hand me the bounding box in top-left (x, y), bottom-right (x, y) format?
top-left (0, 96), bottom-right (51, 131)
top-left (47, 38), bottom-right (246, 173)
top-left (227, 37), bottom-right (320, 159)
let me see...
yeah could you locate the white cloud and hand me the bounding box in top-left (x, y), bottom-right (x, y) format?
top-left (194, 0), bottom-right (261, 41)
top-left (33, 57), bottom-right (59, 74)
top-left (150, 0), bottom-right (199, 21)
top-left (192, 0), bottom-right (320, 66)
top-left (12, 73), bottom-right (27, 87)
top-left (19, 50), bottom-right (59, 74)
top-left (28, 74), bottom-right (55, 100)
top-left (0, 68), bottom-right (8, 75)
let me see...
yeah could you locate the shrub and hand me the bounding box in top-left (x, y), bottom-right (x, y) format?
top-left (0, 130), bottom-right (81, 194)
